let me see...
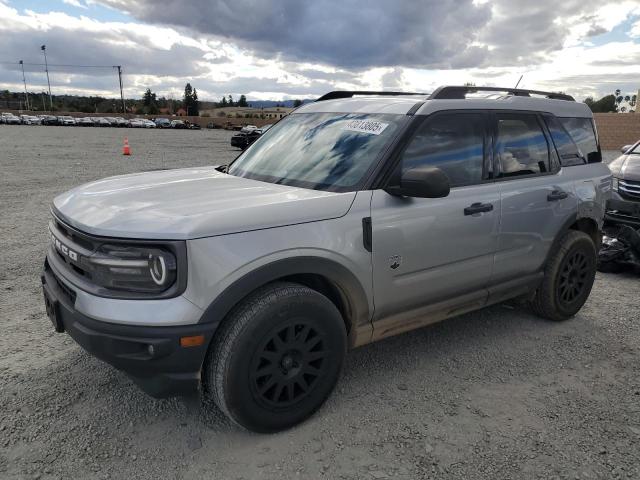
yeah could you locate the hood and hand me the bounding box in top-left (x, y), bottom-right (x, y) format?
top-left (609, 154), bottom-right (640, 181)
top-left (53, 167), bottom-right (356, 239)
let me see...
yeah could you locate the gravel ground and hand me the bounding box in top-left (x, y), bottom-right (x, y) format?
top-left (0, 126), bottom-right (638, 480)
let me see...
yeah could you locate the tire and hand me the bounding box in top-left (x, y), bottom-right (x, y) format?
top-left (531, 230), bottom-right (597, 321)
top-left (203, 282), bottom-right (347, 433)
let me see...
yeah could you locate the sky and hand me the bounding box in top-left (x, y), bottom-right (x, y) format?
top-left (0, 0), bottom-right (639, 102)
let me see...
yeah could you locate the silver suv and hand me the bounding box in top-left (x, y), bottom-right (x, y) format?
top-left (42, 86), bottom-right (611, 432)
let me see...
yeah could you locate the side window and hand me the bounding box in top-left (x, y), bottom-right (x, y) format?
top-left (495, 114), bottom-right (550, 177)
top-left (558, 117), bottom-right (601, 163)
top-left (400, 113), bottom-right (485, 187)
top-left (544, 115), bottom-right (585, 167)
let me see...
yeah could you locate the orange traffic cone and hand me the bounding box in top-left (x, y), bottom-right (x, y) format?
top-left (123, 137), bottom-right (131, 156)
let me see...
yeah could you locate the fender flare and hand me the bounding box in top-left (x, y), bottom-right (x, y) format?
top-left (198, 256), bottom-right (371, 331)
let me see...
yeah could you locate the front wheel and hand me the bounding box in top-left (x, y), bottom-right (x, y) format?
top-left (203, 282), bottom-right (347, 433)
top-left (531, 230), bottom-right (597, 321)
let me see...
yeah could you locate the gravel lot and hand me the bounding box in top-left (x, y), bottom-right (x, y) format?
top-left (0, 126), bottom-right (638, 480)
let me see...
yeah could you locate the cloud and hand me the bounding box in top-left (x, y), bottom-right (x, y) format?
top-left (99, 0), bottom-right (494, 69)
top-left (62, 0), bottom-right (88, 9)
top-left (1, 0), bottom-right (639, 101)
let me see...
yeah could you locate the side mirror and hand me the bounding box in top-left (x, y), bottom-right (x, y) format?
top-left (386, 166), bottom-right (450, 198)
top-left (622, 145), bottom-right (633, 154)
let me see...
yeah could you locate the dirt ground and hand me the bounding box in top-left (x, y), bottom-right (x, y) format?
top-left (0, 126), bottom-right (638, 480)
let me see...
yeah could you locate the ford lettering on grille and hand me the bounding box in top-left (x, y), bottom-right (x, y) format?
top-left (50, 231), bottom-right (79, 261)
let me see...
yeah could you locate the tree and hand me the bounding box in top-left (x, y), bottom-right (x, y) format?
top-left (584, 94), bottom-right (616, 113)
top-left (228, 95), bottom-right (234, 107)
top-left (293, 99), bottom-right (303, 107)
top-left (238, 94), bottom-right (248, 107)
top-left (183, 83), bottom-right (199, 116)
top-left (220, 96), bottom-right (227, 107)
top-left (143, 88), bottom-right (156, 106)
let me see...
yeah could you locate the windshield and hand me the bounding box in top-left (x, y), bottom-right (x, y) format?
top-left (228, 112), bottom-right (406, 191)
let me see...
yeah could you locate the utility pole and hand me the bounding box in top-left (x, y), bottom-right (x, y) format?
top-left (116, 66), bottom-right (125, 114)
top-left (41, 45), bottom-right (53, 111)
top-left (19, 60), bottom-right (30, 111)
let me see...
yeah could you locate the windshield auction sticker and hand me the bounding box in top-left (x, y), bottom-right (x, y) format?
top-left (343, 119), bottom-right (389, 135)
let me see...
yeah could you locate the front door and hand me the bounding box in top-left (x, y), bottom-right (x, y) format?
top-left (370, 112), bottom-right (499, 340)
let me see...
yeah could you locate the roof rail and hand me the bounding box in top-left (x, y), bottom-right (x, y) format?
top-left (316, 91), bottom-right (429, 102)
top-left (429, 86), bottom-right (575, 102)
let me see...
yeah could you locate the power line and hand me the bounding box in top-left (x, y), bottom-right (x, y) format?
top-left (0, 61), bottom-right (119, 69)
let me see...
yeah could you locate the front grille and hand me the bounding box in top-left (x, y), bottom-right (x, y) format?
top-left (49, 217), bottom-right (99, 282)
top-left (619, 179), bottom-right (640, 202)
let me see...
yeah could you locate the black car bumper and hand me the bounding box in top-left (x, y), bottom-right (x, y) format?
top-left (41, 263), bottom-right (219, 398)
top-left (606, 196), bottom-right (640, 227)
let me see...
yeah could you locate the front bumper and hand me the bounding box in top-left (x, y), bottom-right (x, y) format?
top-left (41, 260), bottom-right (219, 398)
top-left (606, 192), bottom-right (640, 227)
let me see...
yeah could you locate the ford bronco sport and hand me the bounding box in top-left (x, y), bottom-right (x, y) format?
top-left (42, 86), bottom-right (611, 432)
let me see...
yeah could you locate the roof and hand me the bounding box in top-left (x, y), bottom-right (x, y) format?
top-left (297, 87), bottom-right (593, 118)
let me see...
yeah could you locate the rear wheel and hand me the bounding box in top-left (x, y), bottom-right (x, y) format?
top-left (531, 230), bottom-right (597, 321)
top-left (203, 282), bottom-right (347, 433)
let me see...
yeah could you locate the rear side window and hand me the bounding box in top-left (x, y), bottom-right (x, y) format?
top-left (558, 117), bottom-right (601, 163)
top-left (495, 114), bottom-right (550, 178)
top-left (544, 115), bottom-right (585, 167)
top-left (400, 113), bottom-right (485, 187)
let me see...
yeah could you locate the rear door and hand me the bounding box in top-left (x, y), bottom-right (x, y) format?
top-left (370, 111), bottom-right (500, 338)
top-left (492, 112), bottom-right (577, 284)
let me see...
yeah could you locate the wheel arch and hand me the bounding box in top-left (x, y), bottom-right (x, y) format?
top-left (546, 214), bottom-right (601, 267)
top-left (198, 257), bottom-right (371, 344)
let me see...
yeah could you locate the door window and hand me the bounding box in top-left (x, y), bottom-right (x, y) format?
top-left (495, 114), bottom-right (550, 177)
top-left (400, 113), bottom-right (485, 187)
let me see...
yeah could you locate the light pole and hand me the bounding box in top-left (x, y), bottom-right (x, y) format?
top-left (41, 45), bottom-right (53, 111)
top-left (19, 60), bottom-right (30, 111)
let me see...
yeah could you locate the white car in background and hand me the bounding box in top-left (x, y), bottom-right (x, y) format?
top-left (59, 116), bottom-right (76, 126)
top-left (2, 113), bottom-right (21, 125)
top-left (128, 118), bottom-right (145, 128)
top-left (143, 119), bottom-right (156, 128)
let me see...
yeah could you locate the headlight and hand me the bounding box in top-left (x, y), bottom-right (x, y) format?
top-left (612, 178), bottom-right (619, 192)
top-left (84, 244), bottom-right (178, 293)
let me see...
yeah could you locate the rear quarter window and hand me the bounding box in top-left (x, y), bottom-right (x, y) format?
top-left (557, 117), bottom-right (601, 163)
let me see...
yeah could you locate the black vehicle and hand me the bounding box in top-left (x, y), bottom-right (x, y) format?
top-left (230, 124), bottom-right (272, 150)
top-left (608, 142), bottom-right (640, 226)
top-left (41, 115), bottom-right (59, 126)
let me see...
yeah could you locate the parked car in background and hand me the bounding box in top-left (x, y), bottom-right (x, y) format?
top-left (41, 115), bottom-right (59, 126)
top-left (607, 142), bottom-right (640, 226)
top-left (128, 118), bottom-right (145, 128)
top-left (20, 114), bottom-right (34, 125)
top-left (58, 116), bottom-right (76, 126)
top-left (28, 115), bottom-right (42, 125)
top-left (77, 117), bottom-right (94, 127)
top-left (103, 117), bottom-right (118, 126)
top-left (2, 113), bottom-right (21, 125)
top-left (188, 122), bottom-right (201, 130)
top-left (240, 124), bottom-right (257, 133)
top-left (155, 118), bottom-right (172, 128)
top-left (114, 117), bottom-right (128, 127)
top-left (170, 119), bottom-right (187, 129)
top-left (142, 119), bottom-right (156, 128)
top-left (230, 124), bottom-right (272, 150)
top-left (94, 117), bottom-right (111, 127)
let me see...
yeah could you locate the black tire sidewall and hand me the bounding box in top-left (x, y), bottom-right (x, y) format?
top-left (551, 235), bottom-right (597, 318)
top-left (222, 288), bottom-right (347, 432)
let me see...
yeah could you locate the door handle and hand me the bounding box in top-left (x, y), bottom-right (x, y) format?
top-left (464, 202), bottom-right (494, 215)
top-left (547, 190), bottom-right (569, 201)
